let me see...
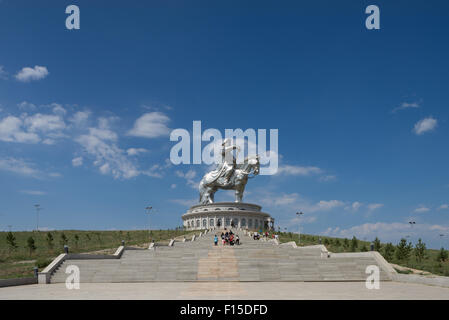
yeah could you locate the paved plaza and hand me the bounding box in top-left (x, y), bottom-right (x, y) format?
top-left (1, 281), bottom-right (449, 300)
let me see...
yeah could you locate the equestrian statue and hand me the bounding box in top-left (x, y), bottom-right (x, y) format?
top-left (198, 138), bottom-right (260, 204)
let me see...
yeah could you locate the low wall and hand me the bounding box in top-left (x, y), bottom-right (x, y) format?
top-left (392, 273), bottom-right (449, 288)
top-left (0, 277), bottom-right (37, 288)
top-left (38, 246), bottom-right (125, 284)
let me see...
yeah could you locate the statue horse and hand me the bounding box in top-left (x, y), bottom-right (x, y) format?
top-left (198, 156), bottom-right (260, 204)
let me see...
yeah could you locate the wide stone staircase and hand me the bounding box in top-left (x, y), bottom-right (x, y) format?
top-left (49, 231), bottom-right (393, 283)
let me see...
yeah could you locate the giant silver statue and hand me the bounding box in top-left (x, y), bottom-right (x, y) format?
top-left (198, 138), bottom-right (260, 204)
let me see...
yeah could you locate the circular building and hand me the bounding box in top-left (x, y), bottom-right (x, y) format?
top-left (182, 202), bottom-right (274, 231)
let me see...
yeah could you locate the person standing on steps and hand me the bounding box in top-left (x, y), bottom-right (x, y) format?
top-left (214, 235), bottom-right (218, 246)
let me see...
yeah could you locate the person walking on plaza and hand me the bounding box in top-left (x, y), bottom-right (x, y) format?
top-left (214, 235), bottom-right (218, 246)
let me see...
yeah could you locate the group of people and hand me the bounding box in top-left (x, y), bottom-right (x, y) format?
top-left (253, 231), bottom-right (278, 241)
top-left (214, 229), bottom-right (240, 246)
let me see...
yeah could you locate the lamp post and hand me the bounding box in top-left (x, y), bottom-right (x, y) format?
top-left (439, 234), bottom-right (446, 249)
top-left (408, 221), bottom-right (416, 243)
top-left (296, 211), bottom-right (304, 243)
top-left (34, 204), bottom-right (42, 231)
top-left (145, 206), bottom-right (153, 243)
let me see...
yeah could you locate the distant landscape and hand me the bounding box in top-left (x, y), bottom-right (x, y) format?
top-left (1, 229), bottom-right (448, 279)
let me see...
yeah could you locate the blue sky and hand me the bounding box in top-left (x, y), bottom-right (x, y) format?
top-left (1, 0), bottom-right (449, 248)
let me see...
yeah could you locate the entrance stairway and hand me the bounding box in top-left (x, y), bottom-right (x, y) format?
top-left (49, 231), bottom-right (392, 283)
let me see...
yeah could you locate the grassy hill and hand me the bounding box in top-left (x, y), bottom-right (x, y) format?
top-left (0, 229), bottom-right (196, 279)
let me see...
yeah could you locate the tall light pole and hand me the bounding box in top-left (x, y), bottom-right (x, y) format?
top-left (409, 221), bottom-right (416, 243)
top-left (145, 206), bottom-right (153, 242)
top-left (296, 211), bottom-right (304, 243)
top-left (34, 204), bottom-right (42, 231)
top-left (439, 234), bottom-right (446, 249)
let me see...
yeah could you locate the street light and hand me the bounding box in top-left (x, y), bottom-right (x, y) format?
top-left (439, 234), bottom-right (446, 249)
top-left (408, 221), bottom-right (416, 242)
top-left (296, 211), bottom-right (304, 243)
top-left (145, 206), bottom-right (153, 243)
top-left (34, 204), bottom-right (42, 231)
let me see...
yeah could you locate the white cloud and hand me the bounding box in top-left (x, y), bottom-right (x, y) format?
top-left (0, 116), bottom-right (40, 143)
top-left (76, 120), bottom-right (139, 179)
top-left (323, 222), bottom-right (449, 244)
top-left (367, 203), bottom-right (384, 211)
top-left (413, 117), bottom-right (437, 135)
top-left (345, 201), bottom-right (363, 212)
top-left (414, 206), bottom-right (430, 213)
top-left (0, 66), bottom-right (8, 80)
top-left (392, 101), bottom-right (420, 113)
top-left (438, 204), bottom-right (448, 210)
top-left (72, 157), bottom-right (83, 167)
top-left (126, 148), bottom-right (148, 156)
top-left (20, 190), bottom-right (46, 196)
top-left (176, 169), bottom-right (198, 188)
top-left (51, 103), bottom-right (67, 116)
top-left (48, 172), bottom-right (62, 178)
top-left (17, 101), bottom-right (37, 111)
top-left (313, 200), bottom-right (345, 211)
top-left (319, 175), bottom-right (336, 182)
top-left (0, 157), bottom-right (40, 177)
top-left (15, 65), bottom-right (49, 82)
top-left (171, 184), bottom-right (177, 189)
top-left (127, 112), bottom-right (170, 138)
top-left (276, 165), bottom-right (322, 176)
top-left (24, 113), bottom-right (66, 133)
top-left (69, 111), bottom-right (90, 127)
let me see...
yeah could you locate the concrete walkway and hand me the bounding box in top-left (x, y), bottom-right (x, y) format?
top-left (1, 281), bottom-right (449, 299)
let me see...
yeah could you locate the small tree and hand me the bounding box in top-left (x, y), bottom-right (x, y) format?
top-left (350, 236), bottom-right (358, 252)
top-left (373, 237), bottom-right (382, 251)
top-left (382, 242), bottom-right (395, 261)
top-left (6, 231), bottom-right (18, 253)
top-left (414, 238), bottom-right (426, 262)
top-left (60, 232), bottom-right (68, 247)
top-left (74, 234), bottom-right (79, 249)
top-left (436, 248), bottom-right (448, 262)
top-left (27, 236), bottom-right (36, 256)
top-left (335, 239), bottom-right (341, 247)
top-left (343, 238), bottom-right (349, 250)
top-left (360, 244), bottom-right (368, 252)
top-left (324, 238), bottom-right (330, 245)
top-left (46, 232), bottom-right (54, 250)
top-left (395, 238), bottom-right (412, 261)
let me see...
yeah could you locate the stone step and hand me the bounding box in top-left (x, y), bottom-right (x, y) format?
top-left (50, 232), bottom-right (392, 283)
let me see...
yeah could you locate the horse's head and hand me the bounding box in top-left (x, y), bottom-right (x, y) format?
top-left (245, 155), bottom-right (260, 177)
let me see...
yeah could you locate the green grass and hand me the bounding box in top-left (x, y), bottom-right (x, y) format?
top-left (274, 231), bottom-right (449, 277)
top-left (0, 229), bottom-right (197, 279)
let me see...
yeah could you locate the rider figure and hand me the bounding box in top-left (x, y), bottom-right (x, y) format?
top-left (221, 138), bottom-right (239, 185)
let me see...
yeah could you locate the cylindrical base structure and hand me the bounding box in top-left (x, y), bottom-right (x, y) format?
top-left (182, 202), bottom-right (274, 231)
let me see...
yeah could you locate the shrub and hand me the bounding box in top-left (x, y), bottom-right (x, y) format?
top-left (382, 242), bottom-right (395, 261)
top-left (414, 238), bottom-right (426, 262)
top-left (350, 236), bottom-right (358, 252)
top-left (373, 237), bottom-right (382, 251)
top-left (36, 258), bottom-right (52, 269)
top-left (26, 237), bottom-right (36, 256)
top-left (60, 232), bottom-right (68, 247)
top-left (436, 248), bottom-right (448, 262)
top-left (6, 231), bottom-right (18, 252)
top-left (46, 232), bottom-right (54, 250)
top-left (395, 238), bottom-right (412, 261)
